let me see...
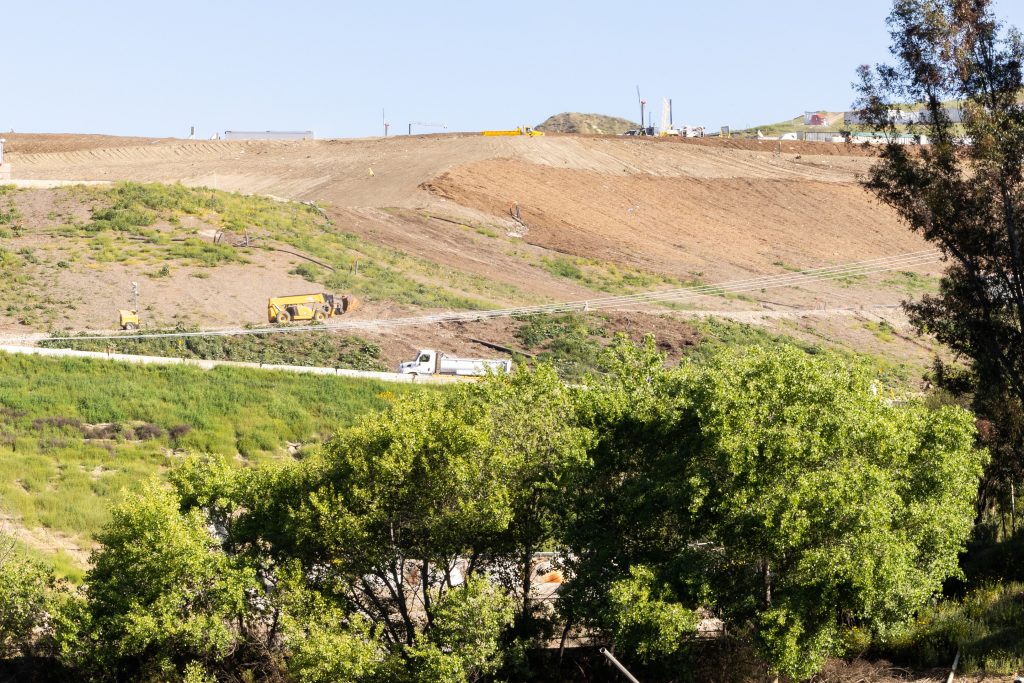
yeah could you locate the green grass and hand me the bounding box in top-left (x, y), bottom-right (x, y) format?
top-left (539, 255), bottom-right (684, 294)
top-left (688, 318), bottom-right (819, 360)
top-left (691, 318), bottom-right (915, 386)
top-left (0, 352), bottom-right (432, 548)
top-left (48, 183), bottom-right (530, 309)
top-left (41, 327), bottom-right (389, 371)
top-left (882, 270), bottom-right (941, 294)
top-left (863, 320), bottom-right (896, 343)
top-left (509, 314), bottom-right (919, 387)
top-left (2, 535), bottom-right (86, 583)
top-left (877, 583), bottom-right (1024, 674)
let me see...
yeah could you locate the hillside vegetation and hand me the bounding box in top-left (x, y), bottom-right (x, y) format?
top-left (0, 351), bottom-right (429, 577)
top-left (0, 182), bottom-right (541, 331)
top-left (0, 343), bottom-right (986, 681)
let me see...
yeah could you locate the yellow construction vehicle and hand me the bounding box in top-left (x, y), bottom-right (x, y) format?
top-left (119, 309), bottom-right (140, 330)
top-left (268, 292), bottom-right (356, 324)
top-left (119, 281), bottom-right (140, 330)
top-left (481, 127), bottom-right (544, 137)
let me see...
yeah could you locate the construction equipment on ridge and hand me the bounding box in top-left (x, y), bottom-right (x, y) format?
top-left (481, 127), bottom-right (544, 137)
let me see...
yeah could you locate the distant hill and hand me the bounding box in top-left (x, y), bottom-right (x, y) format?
top-left (535, 112), bottom-right (638, 135)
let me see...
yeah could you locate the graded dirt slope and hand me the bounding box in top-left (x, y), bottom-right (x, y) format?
top-left (4, 132), bottom-right (940, 368)
top-left (7, 133), bottom-right (925, 286)
top-left (425, 159), bottom-right (922, 283)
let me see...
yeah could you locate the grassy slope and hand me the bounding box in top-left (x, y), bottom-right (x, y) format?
top-left (0, 315), bottom-right (917, 560)
top-left (0, 182), bottom-right (534, 327)
top-left (0, 351), bottom-right (430, 574)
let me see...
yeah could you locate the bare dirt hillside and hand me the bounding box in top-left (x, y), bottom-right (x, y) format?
top-left (425, 159), bottom-right (921, 282)
top-left (3, 133), bottom-right (941, 369)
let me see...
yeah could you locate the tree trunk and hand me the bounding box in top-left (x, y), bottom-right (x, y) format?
top-left (521, 544), bottom-right (533, 628)
top-left (1012, 480), bottom-right (1017, 536)
top-left (763, 559), bottom-right (772, 609)
top-left (422, 559), bottom-right (433, 630)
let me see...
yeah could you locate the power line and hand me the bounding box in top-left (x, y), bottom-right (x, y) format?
top-left (11, 250), bottom-right (942, 345)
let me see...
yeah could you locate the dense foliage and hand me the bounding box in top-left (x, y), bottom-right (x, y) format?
top-left (0, 341), bottom-right (985, 681)
top-left (856, 0), bottom-right (1024, 526)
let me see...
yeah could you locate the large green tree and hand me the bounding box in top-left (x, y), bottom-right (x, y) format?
top-left (856, 0), bottom-right (1024, 517)
top-left (563, 341), bottom-right (984, 678)
top-left (170, 365), bottom-right (589, 678)
top-left (73, 485), bottom-right (263, 681)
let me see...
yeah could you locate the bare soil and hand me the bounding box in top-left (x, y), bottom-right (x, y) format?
top-left (3, 132), bottom-right (943, 370)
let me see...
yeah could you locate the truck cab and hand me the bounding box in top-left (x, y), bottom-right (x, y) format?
top-left (398, 349), bottom-right (513, 377)
top-left (399, 350), bottom-right (438, 375)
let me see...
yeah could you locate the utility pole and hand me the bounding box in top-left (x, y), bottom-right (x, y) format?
top-left (382, 108), bottom-right (389, 137)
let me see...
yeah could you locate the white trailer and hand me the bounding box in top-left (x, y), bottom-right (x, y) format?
top-left (398, 349), bottom-right (512, 376)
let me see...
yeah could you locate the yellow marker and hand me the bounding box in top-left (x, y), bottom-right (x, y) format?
top-left (368, 168), bottom-right (375, 177)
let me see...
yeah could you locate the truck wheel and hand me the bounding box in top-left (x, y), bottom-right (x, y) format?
top-left (124, 323), bottom-right (137, 331)
top-left (313, 310), bottom-right (325, 322)
top-left (276, 311), bottom-right (291, 324)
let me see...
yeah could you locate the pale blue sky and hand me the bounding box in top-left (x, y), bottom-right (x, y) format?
top-left (5, 1), bottom-right (1024, 138)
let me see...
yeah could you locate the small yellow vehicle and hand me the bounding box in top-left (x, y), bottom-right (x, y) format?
top-left (481, 127), bottom-right (544, 137)
top-left (268, 292), bottom-right (356, 324)
top-left (119, 309), bottom-right (140, 330)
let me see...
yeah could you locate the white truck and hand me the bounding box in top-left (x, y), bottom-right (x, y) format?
top-left (398, 349), bottom-right (512, 377)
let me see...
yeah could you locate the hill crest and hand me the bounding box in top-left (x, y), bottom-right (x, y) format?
top-left (535, 112), bottom-right (638, 135)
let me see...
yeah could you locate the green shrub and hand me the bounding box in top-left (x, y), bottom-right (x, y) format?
top-left (167, 239), bottom-right (248, 266)
top-left (0, 546), bottom-right (58, 658)
top-left (877, 583), bottom-right (1024, 674)
top-left (290, 262), bottom-right (323, 282)
top-left (543, 256), bottom-right (584, 280)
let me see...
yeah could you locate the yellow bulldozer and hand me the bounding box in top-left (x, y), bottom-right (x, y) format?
top-left (268, 292), bottom-right (357, 324)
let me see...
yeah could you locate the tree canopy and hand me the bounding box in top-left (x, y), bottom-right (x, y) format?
top-left (856, 0), bottom-right (1024, 511)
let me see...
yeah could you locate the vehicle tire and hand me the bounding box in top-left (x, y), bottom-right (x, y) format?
top-left (124, 323), bottom-right (137, 330)
top-left (313, 310), bottom-right (325, 322)
top-left (276, 311), bottom-right (291, 324)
